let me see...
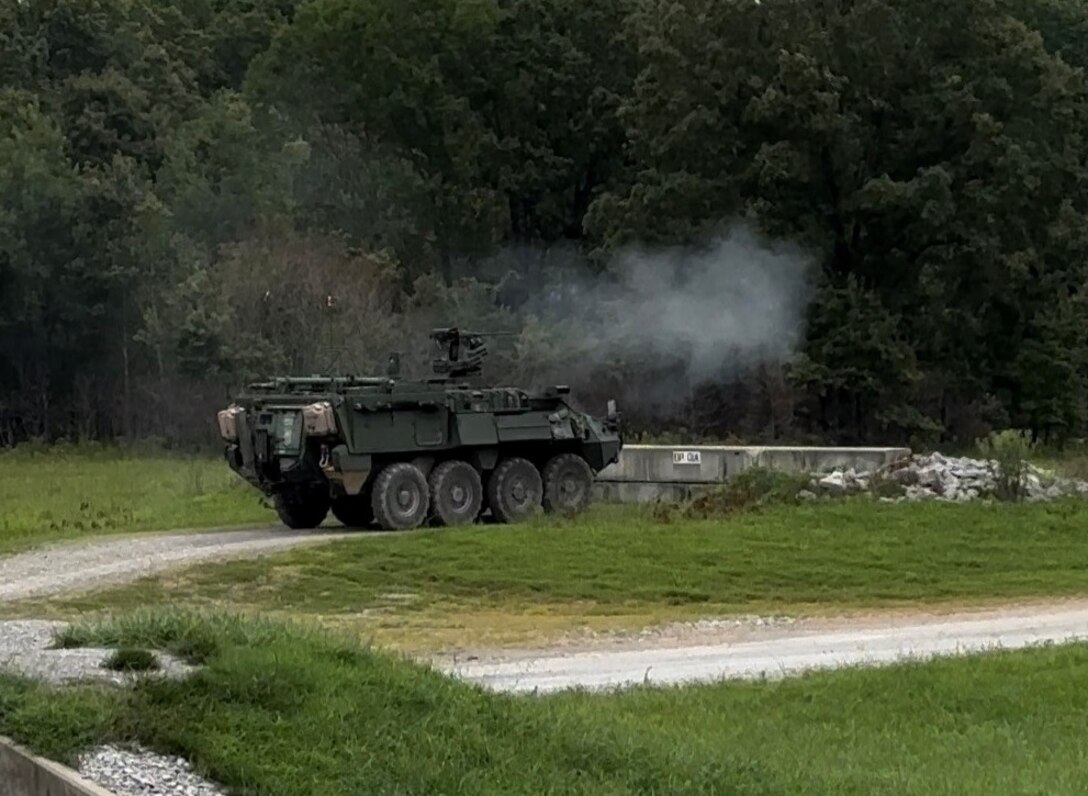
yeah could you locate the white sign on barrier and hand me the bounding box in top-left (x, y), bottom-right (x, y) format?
top-left (672, 450), bottom-right (702, 465)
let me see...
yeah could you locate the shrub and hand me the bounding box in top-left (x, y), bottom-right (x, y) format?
top-left (976, 429), bottom-right (1035, 502)
top-left (101, 648), bottom-right (159, 673)
top-left (681, 467), bottom-right (811, 519)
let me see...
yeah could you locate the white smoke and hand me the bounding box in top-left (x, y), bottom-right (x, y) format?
top-left (603, 223), bottom-right (812, 379)
top-left (530, 222), bottom-right (814, 391)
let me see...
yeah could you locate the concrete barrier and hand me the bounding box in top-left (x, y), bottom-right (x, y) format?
top-left (0, 737), bottom-right (115, 796)
top-left (595, 445), bottom-right (911, 503)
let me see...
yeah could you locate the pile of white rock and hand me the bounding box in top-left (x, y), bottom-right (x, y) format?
top-left (79, 745), bottom-right (226, 796)
top-left (804, 452), bottom-right (1088, 503)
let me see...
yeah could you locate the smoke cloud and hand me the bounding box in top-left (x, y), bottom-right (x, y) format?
top-left (526, 222), bottom-right (814, 398)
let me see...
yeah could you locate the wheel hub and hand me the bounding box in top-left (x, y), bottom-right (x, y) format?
top-left (396, 486), bottom-right (417, 512)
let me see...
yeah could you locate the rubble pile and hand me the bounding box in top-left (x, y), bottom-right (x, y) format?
top-left (806, 452), bottom-right (1088, 503)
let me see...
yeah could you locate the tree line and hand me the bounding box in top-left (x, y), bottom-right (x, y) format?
top-left (2, 0), bottom-right (1087, 448)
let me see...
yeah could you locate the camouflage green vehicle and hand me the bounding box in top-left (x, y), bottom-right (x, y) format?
top-left (217, 328), bottom-right (622, 531)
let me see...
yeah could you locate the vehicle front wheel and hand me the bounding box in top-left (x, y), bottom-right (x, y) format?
top-left (542, 453), bottom-right (594, 516)
top-left (371, 463), bottom-right (430, 530)
top-left (486, 457), bottom-right (542, 524)
top-left (274, 486), bottom-right (330, 529)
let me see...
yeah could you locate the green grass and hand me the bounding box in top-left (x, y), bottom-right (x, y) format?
top-left (0, 447), bottom-right (270, 553)
top-left (101, 647), bottom-right (159, 673)
top-left (1037, 448), bottom-right (1088, 481)
top-left (22, 499), bottom-right (1088, 649)
top-left (4, 611), bottom-right (1088, 795)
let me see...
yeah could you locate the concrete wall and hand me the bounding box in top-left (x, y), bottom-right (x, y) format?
top-left (594, 445), bottom-right (911, 504)
top-left (0, 738), bottom-right (115, 796)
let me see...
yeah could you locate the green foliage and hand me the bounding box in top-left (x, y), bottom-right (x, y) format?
top-left (38, 500), bottom-right (1088, 630)
top-left (0, 674), bottom-right (121, 763)
top-left (977, 429), bottom-right (1036, 502)
top-left (102, 647), bottom-right (159, 673)
top-left (0, 448), bottom-right (269, 554)
top-left (4, 0), bottom-right (1088, 446)
top-left (9, 612), bottom-right (1088, 793)
top-left (678, 468), bottom-right (811, 519)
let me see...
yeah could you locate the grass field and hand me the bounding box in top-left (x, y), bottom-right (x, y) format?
top-left (0, 447), bottom-right (269, 553)
top-left (1, 443), bottom-right (1084, 555)
top-left (17, 499), bottom-right (1088, 649)
top-left (3, 611), bottom-right (1088, 795)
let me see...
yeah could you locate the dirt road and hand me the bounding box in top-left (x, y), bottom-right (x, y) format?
top-left (444, 602), bottom-right (1088, 693)
top-left (0, 527), bottom-right (356, 601)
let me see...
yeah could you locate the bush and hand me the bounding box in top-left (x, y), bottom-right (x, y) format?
top-left (680, 467), bottom-right (811, 519)
top-left (976, 429), bottom-right (1035, 502)
top-left (102, 648), bottom-right (159, 673)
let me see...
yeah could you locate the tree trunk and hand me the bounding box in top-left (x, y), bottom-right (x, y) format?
top-left (122, 303), bottom-right (132, 439)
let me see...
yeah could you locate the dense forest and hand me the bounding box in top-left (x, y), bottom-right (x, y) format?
top-left (3, 0), bottom-right (1088, 447)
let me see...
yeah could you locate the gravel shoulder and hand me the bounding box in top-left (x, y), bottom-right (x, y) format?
top-left (442, 600), bottom-right (1088, 693)
top-left (0, 527), bottom-right (359, 602)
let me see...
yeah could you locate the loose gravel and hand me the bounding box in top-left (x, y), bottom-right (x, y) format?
top-left (0, 620), bottom-right (221, 795)
top-left (0, 619), bottom-right (194, 685)
top-left (78, 746), bottom-right (225, 796)
top-left (0, 526), bottom-right (357, 602)
top-left (447, 602), bottom-right (1088, 693)
top-left (0, 523), bottom-right (351, 796)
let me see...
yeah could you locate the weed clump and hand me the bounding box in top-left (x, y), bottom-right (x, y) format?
top-left (976, 429), bottom-right (1035, 502)
top-left (102, 648), bottom-right (159, 673)
top-left (676, 468), bottom-right (811, 519)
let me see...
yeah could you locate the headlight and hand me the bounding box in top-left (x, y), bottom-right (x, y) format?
top-left (217, 406), bottom-right (244, 441)
top-left (303, 401), bottom-right (337, 436)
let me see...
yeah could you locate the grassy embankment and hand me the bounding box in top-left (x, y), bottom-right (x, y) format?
top-left (14, 498), bottom-right (1088, 650)
top-left (2, 612), bottom-right (1087, 795)
top-left (0, 446), bottom-right (269, 554)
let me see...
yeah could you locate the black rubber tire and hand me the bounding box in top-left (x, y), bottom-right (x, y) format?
top-left (542, 453), bottom-right (594, 515)
top-left (274, 486), bottom-right (330, 529)
top-left (330, 492), bottom-right (374, 528)
top-left (486, 457), bottom-right (543, 524)
top-left (428, 460), bottom-right (483, 526)
top-left (371, 463), bottom-right (430, 530)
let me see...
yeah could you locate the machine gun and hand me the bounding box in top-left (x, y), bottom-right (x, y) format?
top-left (430, 327), bottom-right (514, 379)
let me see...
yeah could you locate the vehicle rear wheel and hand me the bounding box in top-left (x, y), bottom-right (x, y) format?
top-left (371, 463), bottom-right (430, 530)
top-left (486, 457), bottom-right (542, 524)
top-left (542, 453), bottom-right (594, 515)
top-left (274, 486), bottom-right (330, 529)
top-left (330, 491), bottom-right (374, 528)
top-left (428, 460), bottom-right (483, 526)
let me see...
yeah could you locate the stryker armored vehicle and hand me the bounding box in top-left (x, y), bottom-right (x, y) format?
top-left (217, 328), bottom-right (622, 531)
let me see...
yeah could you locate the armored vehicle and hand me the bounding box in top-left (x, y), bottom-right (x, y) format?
top-left (217, 328), bottom-right (622, 531)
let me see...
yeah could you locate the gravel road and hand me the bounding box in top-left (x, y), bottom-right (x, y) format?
top-left (0, 527), bottom-right (356, 602)
top-left (4, 529), bottom-right (1088, 699)
top-left (445, 603), bottom-right (1088, 693)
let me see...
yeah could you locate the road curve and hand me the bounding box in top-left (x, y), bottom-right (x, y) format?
top-left (6, 530), bottom-right (1088, 695)
top-left (445, 605), bottom-right (1088, 693)
top-left (0, 527), bottom-right (357, 602)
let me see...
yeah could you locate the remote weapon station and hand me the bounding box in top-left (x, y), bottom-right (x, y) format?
top-left (217, 328), bottom-right (623, 531)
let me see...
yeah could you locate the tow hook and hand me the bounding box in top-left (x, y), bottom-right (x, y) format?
top-left (319, 444), bottom-right (331, 469)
